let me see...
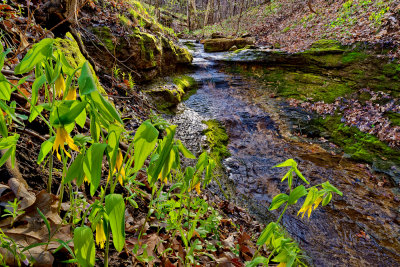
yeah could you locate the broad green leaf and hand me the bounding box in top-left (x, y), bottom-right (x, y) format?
top-left (73, 226), bottom-right (95, 267)
top-left (75, 107), bottom-right (87, 128)
top-left (52, 100), bottom-right (87, 126)
top-left (204, 158), bottom-right (215, 185)
top-left (105, 194), bottom-right (125, 252)
top-left (83, 143), bottom-right (108, 196)
top-left (107, 124), bottom-right (123, 172)
top-left (245, 256), bottom-right (268, 267)
top-left (14, 39), bottom-right (54, 74)
top-left (65, 153), bottom-right (85, 185)
top-left (29, 104), bottom-right (44, 122)
top-left (90, 111), bottom-right (100, 143)
top-left (98, 92), bottom-right (122, 124)
top-left (269, 193), bottom-right (289, 210)
top-left (31, 74), bottom-right (46, 106)
top-left (176, 140), bottom-right (195, 159)
top-left (0, 109), bottom-right (8, 137)
top-left (0, 74), bottom-right (11, 101)
top-left (288, 185), bottom-right (307, 205)
top-left (195, 152), bottom-right (208, 174)
top-left (148, 125), bottom-right (176, 186)
top-left (322, 192), bottom-right (333, 206)
top-left (322, 181), bottom-right (343, 196)
top-left (78, 62), bottom-right (96, 95)
top-left (0, 147), bottom-right (13, 168)
top-left (133, 120), bottom-right (159, 172)
top-left (273, 159), bottom-right (297, 168)
top-left (256, 222), bottom-right (277, 246)
top-left (37, 137), bottom-right (55, 164)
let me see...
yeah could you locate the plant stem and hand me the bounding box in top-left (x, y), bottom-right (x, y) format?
top-left (47, 130), bottom-right (53, 193)
top-left (57, 150), bottom-right (67, 214)
top-left (104, 224), bottom-right (111, 267)
top-left (277, 203), bottom-right (288, 224)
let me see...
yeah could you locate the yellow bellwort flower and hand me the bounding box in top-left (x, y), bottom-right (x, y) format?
top-left (55, 74), bottom-right (65, 98)
top-left (277, 263), bottom-right (286, 267)
top-left (52, 127), bottom-right (79, 161)
top-left (107, 149), bottom-right (126, 185)
top-left (298, 196), bottom-right (323, 219)
top-left (95, 220), bottom-right (106, 248)
top-left (64, 88), bottom-right (77, 100)
top-left (188, 182), bottom-right (201, 194)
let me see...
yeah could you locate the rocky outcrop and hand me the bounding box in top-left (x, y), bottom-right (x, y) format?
top-left (221, 39), bottom-right (400, 100)
top-left (83, 26), bottom-right (192, 82)
top-left (203, 38), bottom-right (254, 52)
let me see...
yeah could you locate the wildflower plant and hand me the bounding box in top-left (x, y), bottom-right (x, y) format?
top-left (247, 159), bottom-right (343, 267)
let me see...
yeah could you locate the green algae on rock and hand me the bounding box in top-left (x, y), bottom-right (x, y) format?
top-left (202, 120), bottom-right (230, 167)
top-left (203, 38), bottom-right (254, 52)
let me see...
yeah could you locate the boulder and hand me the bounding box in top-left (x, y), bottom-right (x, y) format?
top-left (211, 32), bottom-right (226, 39)
top-left (203, 38), bottom-right (254, 52)
top-left (229, 45), bottom-right (238, 51)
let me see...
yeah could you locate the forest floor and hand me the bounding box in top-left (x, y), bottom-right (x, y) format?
top-left (192, 0), bottom-right (400, 57)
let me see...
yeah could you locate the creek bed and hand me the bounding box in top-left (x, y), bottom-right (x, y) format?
top-left (167, 41), bottom-right (400, 266)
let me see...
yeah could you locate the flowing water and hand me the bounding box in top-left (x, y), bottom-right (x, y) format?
top-left (169, 41), bottom-right (400, 266)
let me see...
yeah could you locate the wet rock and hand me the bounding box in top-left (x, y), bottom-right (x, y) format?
top-left (203, 38), bottom-right (254, 52)
top-left (229, 45), bottom-right (238, 51)
top-left (211, 32), bottom-right (225, 39)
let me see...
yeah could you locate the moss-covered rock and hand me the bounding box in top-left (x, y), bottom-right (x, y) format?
top-left (202, 119), bottom-right (230, 166)
top-left (54, 32), bottom-right (105, 94)
top-left (203, 38), bottom-right (254, 52)
top-left (145, 75), bottom-right (196, 111)
top-left (311, 115), bottom-right (400, 167)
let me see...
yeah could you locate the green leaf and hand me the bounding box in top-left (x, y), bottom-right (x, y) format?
top-left (256, 222), bottom-right (277, 246)
top-left (65, 153), bottom-right (85, 185)
top-left (52, 101), bottom-right (87, 127)
top-left (195, 152), bottom-right (208, 174)
top-left (288, 185), bottom-right (307, 205)
top-left (0, 109), bottom-right (8, 137)
top-left (177, 140), bottom-right (195, 159)
top-left (37, 137), bottom-right (55, 164)
top-left (29, 105), bottom-right (44, 123)
top-left (273, 158), bottom-right (297, 168)
top-left (98, 92), bottom-right (123, 124)
top-left (78, 61), bottom-right (97, 95)
top-left (105, 194), bottom-right (125, 252)
top-left (148, 125), bottom-right (176, 186)
top-left (75, 107), bottom-right (87, 128)
top-left (37, 208), bottom-right (51, 241)
top-left (322, 181), bottom-right (343, 196)
top-left (0, 74), bottom-right (11, 101)
top-left (322, 192), bottom-right (332, 206)
top-left (133, 120), bottom-right (159, 173)
top-left (31, 74), bottom-right (46, 106)
top-left (73, 226), bottom-right (95, 267)
top-left (14, 39), bottom-right (54, 74)
top-left (269, 193), bottom-right (289, 210)
top-left (90, 111), bottom-right (100, 143)
top-left (83, 143), bottom-right (108, 196)
top-left (0, 147), bottom-right (13, 168)
top-left (294, 167), bottom-right (309, 184)
top-left (245, 256), bottom-right (268, 267)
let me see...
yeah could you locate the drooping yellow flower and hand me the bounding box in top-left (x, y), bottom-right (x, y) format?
top-left (297, 204), bottom-right (313, 219)
top-left (83, 176), bottom-right (90, 184)
top-left (95, 220), bottom-right (106, 248)
top-left (64, 88), bottom-right (76, 100)
top-left (277, 262), bottom-right (286, 267)
top-left (313, 197), bottom-right (323, 210)
top-left (55, 74), bottom-right (65, 97)
top-left (52, 127), bottom-right (79, 161)
top-left (107, 149), bottom-right (126, 185)
top-left (188, 182), bottom-right (201, 195)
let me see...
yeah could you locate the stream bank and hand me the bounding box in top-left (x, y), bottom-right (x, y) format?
top-left (164, 40), bottom-right (400, 266)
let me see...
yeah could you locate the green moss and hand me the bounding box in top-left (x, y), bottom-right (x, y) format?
top-left (202, 120), bottom-right (230, 166)
top-left (90, 26), bottom-right (114, 51)
top-left (173, 75), bottom-right (196, 92)
top-left (383, 62), bottom-right (400, 77)
top-left (310, 39), bottom-right (344, 50)
top-left (54, 32), bottom-right (105, 94)
top-left (342, 52), bottom-right (368, 64)
top-left (386, 112), bottom-right (400, 126)
top-left (313, 115), bottom-right (400, 165)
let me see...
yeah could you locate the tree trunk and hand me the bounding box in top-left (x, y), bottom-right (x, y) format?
top-left (64, 0), bottom-right (81, 25)
top-left (235, 0), bottom-right (245, 35)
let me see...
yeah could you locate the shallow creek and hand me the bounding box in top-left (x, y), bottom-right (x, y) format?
top-left (168, 41), bottom-right (400, 266)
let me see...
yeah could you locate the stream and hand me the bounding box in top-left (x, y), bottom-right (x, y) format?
top-left (169, 41), bottom-right (400, 266)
